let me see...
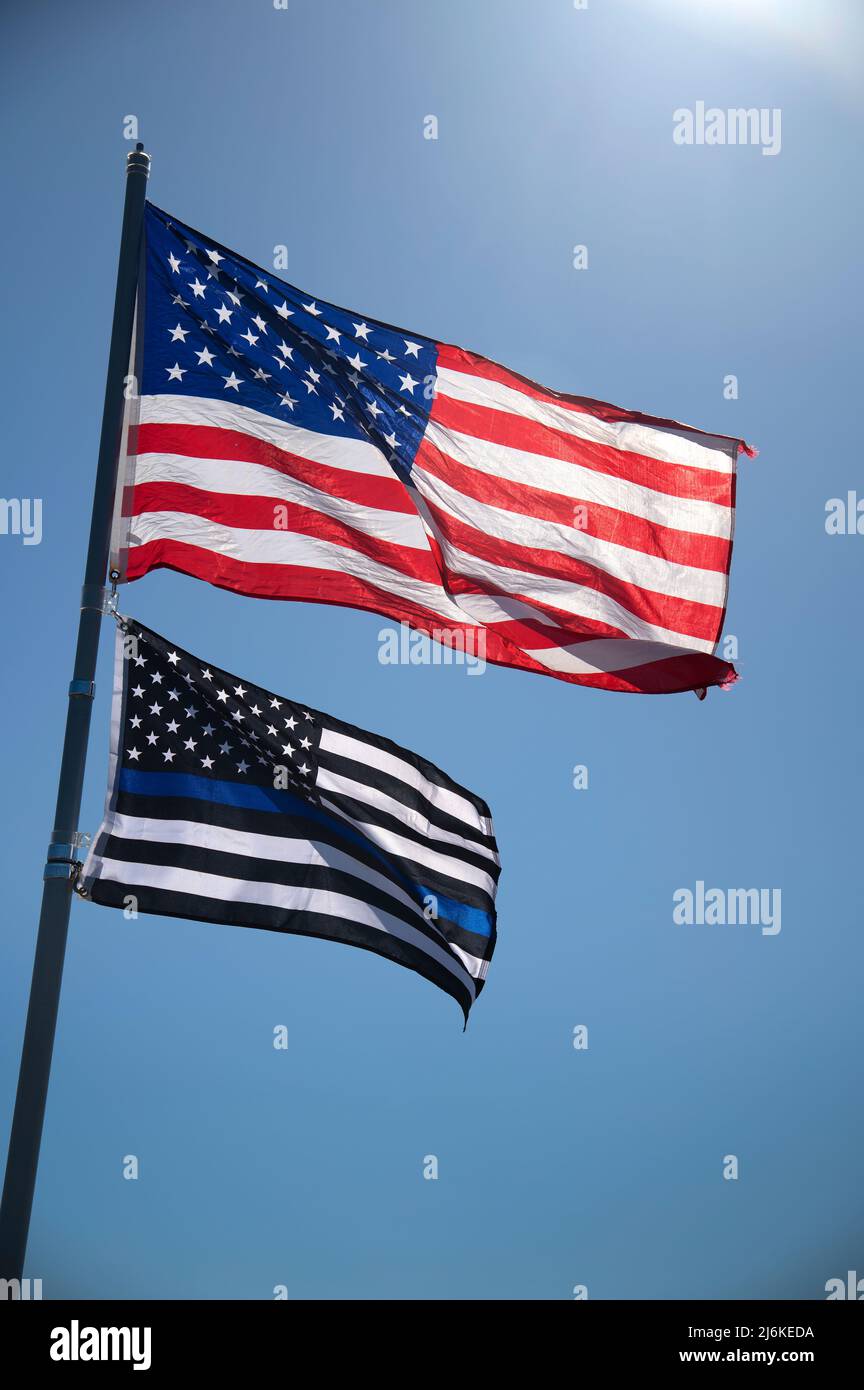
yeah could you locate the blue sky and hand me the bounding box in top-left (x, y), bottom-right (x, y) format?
top-left (1, 0), bottom-right (861, 1299)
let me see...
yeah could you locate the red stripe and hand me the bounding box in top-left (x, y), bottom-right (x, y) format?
top-left (434, 343), bottom-right (754, 457)
top-left (124, 539), bottom-right (734, 694)
top-left (132, 422), bottom-right (415, 514)
top-left (429, 391), bottom-right (734, 508)
top-left (129, 481), bottom-right (441, 586)
top-left (420, 495), bottom-right (722, 643)
top-left (413, 437), bottom-right (732, 574)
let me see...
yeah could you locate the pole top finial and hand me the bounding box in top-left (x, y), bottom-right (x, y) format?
top-left (126, 143), bottom-right (151, 177)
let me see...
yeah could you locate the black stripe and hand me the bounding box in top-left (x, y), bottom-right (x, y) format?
top-left (88, 877), bottom-right (474, 1021)
top-left (317, 785), bottom-right (501, 883)
top-left (317, 746), bottom-right (497, 853)
top-left (97, 831), bottom-right (458, 959)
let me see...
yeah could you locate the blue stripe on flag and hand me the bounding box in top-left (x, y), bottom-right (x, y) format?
top-left (117, 769), bottom-right (493, 937)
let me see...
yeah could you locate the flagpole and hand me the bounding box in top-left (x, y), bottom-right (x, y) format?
top-left (0, 143), bottom-right (150, 1286)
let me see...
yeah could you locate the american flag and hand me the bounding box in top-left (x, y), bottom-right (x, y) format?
top-left (113, 203), bottom-right (754, 696)
top-left (80, 619), bottom-right (499, 1022)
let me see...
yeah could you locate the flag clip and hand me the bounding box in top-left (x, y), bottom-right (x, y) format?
top-left (80, 584), bottom-right (118, 617)
top-left (44, 835), bottom-right (90, 882)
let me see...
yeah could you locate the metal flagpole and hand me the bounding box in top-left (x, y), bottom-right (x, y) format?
top-left (0, 143), bottom-right (150, 1286)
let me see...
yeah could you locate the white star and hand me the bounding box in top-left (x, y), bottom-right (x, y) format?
top-left (255, 278), bottom-right (269, 291)
top-left (250, 704), bottom-right (262, 716)
top-left (216, 690), bottom-right (229, 703)
top-left (149, 702), bottom-right (163, 716)
top-left (171, 294), bottom-right (190, 309)
top-left (284, 715), bottom-right (297, 730)
top-left (226, 286), bottom-right (242, 307)
top-left (240, 329), bottom-right (259, 347)
top-left (201, 755), bottom-right (215, 770)
top-left (398, 372), bottom-right (419, 394)
top-left (168, 323), bottom-right (189, 342)
top-left (279, 393), bottom-right (297, 410)
top-left (298, 763), bottom-right (311, 776)
top-left (269, 697), bottom-right (282, 709)
top-left (353, 321), bottom-right (372, 340)
top-left (275, 301), bottom-right (293, 319)
top-left (168, 253), bottom-right (181, 274)
top-left (215, 303), bottom-right (233, 323)
top-left (305, 367), bottom-right (320, 384)
top-left (166, 363), bottom-right (186, 382)
top-left (236, 760), bottom-right (250, 774)
top-left (196, 347), bottom-right (216, 367)
top-left (150, 671), bottom-right (163, 684)
top-left (219, 741), bottom-right (232, 755)
top-left (201, 722), bottom-right (214, 736)
top-left (303, 379), bottom-right (318, 395)
top-left (206, 248), bottom-right (224, 264)
top-left (132, 685), bottom-right (144, 698)
top-left (403, 340), bottom-right (422, 357)
top-left (300, 736), bottom-right (312, 750)
top-left (130, 715), bottom-right (142, 729)
top-left (201, 668), bottom-right (213, 681)
top-left (233, 684), bottom-right (247, 698)
top-left (277, 341), bottom-right (294, 360)
top-left (384, 431), bottom-right (397, 449)
top-left (377, 348), bottom-right (396, 363)
top-left (162, 748), bottom-right (176, 763)
top-left (166, 719), bottom-right (180, 733)
top-left (330, 403), bottom-right (345, 422)
top-left (302, 300), bottom-right (322, 316)
top-left (188, 278), bottom-right (207, 299)
top-left (266, 724), bottom-right (278, 737)
top-left (252, 314), bottom-right (267, 334)
top-left (146, 731), bottom-right (159, 746)
top-left (281, 743), bottom-right (295, 757)
top-left (223, 372), bottom-right (242, 391)
top-left (184, 738), bottom-right (197, 751)
top-left (167, 650), bottom-right (180, 665)
top-left (366, 399), bottom-right (383, 418)
top-left (325, 326), bottom-right (342, 344)
top-left (346, 352), bottom-right (366, 372)
top-left (252, 367), bottom-right (272, 382)
top-left (231, 709), bottom-right (245, 723)
top-left (185, 705), bottom-right (199, 719)
top-left (167, 688), bottom-right (180, 701)
top-left (126, 747), bottom-right (141, 761)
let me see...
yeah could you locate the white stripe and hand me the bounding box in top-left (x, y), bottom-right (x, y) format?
top-left (316, 766), bottom-right (500, 865)
top-left (423, 421), bottom-right (732, 540)
top-left (523, 636), bottom-right (711, 676)
top-left (319, 729), bottom-right (491, 835)
top-left (435, 367), bottom-right (737, 474)
top-left (433, 537), bottom-right (717, 651)
top-left (413, 464), bottom-right (726, 607)
top-left (97, 812), bottom-right (436, 925)
top-left (91, 856), bottom-right (477, 995)
top-left (317, 796), bottom-right (497, 897)
top-left (138, 393), bottom-right (395, 477)
top-left (126, 510), bottom-right (474, 625)
top-left (133, 451), bottom-right (427, 550)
